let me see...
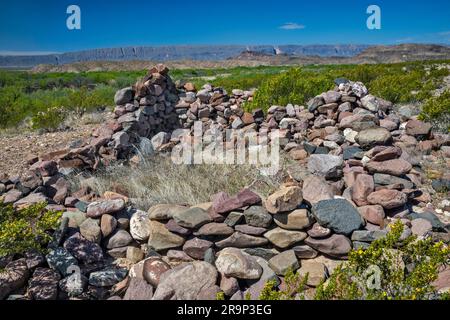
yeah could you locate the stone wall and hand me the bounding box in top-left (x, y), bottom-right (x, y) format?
top-left (0, 64), bottom-right (449, 301)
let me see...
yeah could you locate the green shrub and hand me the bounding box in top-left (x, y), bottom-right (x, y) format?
top-left (419, 90), bottom-right (450, 131)
top-left (245, 61), bottom-right (450, 112)
top-left (259, 269), bottom-right (309, 300)
top-left (1, 61), bottom-right (449, 130)
top-left (216, 292), bottom-right (225, 300)
top-left (247, 68), bottom-right (333, 112)
top-left (257, 221), bottom-right (449, 300)
top-left (315, 221), bottom-right (449, 300)
top-left (0, 201), bottom-right (63, 256)
top-left (30, 106), bottom-right (68, 130)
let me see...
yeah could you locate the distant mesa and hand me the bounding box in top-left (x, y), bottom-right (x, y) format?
top-left (0, 45), bottom-right (370, 68)
top-left (1, 44), bottom-right (449, 70)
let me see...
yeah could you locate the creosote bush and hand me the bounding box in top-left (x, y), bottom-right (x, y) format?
top-left (257, 221), bottom-right (450, 300)
top-left (0, 201), bottom-right (63, 256)
top-left (259, 269), bottom-right (309, 300)
top-left (246, 61), bottom-right (450, 113)
top-left (419, 90), bottom-right (450, 132)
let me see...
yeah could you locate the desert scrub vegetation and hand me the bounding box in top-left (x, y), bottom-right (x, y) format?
top-left (257, 221), bottom-right (450, 300)
top-left (68, 153), bottom-right (291, 211)
top-left (1, 61), bottom-right (448, 130)
top-left (246, 61), bottom-right (450, 113)
top-left (0, 201), bottom-right (63, 256)
top-left (0, 66), bottom-right (286, 131)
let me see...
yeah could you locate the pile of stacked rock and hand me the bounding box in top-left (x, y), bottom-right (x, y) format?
top-left (0, 65), bottom-right (449, 300)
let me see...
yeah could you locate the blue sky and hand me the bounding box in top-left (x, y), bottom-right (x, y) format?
top-left (0, 0), bottom-right (449, 54)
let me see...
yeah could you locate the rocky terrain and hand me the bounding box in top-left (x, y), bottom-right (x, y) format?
top-left (0, 64), bottom-right (449, 300)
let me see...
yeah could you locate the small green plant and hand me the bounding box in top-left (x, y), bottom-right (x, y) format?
top-left (258, 268), bottom-right (309, 300)
top-left (0, 201), bottom-right (63, 256)
top-left (216, 292), bottom-right (225, 300)
top-left (31, 106), bottom-right (67, 130)
top-left (314, 221), bottom-right (450, 300)
top-left (255, 221), bottom-right (449, 300)
top-left (419, 90), bottom-right (450, 132)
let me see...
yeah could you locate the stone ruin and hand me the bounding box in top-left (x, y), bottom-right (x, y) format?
top-left (0, 64), bottom-right (449, 300)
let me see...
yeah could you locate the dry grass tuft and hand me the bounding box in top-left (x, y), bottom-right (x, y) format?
top-left (69, 153), bottom-right (293, 211)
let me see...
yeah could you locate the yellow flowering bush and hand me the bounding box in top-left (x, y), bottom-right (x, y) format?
top-left (256, 221), bottom-right (449, 300)
top-left (0, 201), bottom-right (63, 256)
top-left (259, 269), bottom-right (309, 300)
top-left (315, 221), bottom-right (450, 300)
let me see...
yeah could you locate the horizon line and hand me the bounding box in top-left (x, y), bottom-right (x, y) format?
top-left (0, 42), bottom-right (449, 57)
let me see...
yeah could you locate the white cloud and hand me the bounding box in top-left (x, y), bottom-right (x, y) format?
top-left (279, 22), bottom-right (305, 30)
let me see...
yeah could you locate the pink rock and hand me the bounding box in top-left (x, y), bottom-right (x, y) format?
top-left (365, 159), bottom-right (412, 176)
top-left (86, 199), bottom-right (126, 218)
top-left (351, 174), bottom-right (374, 206)
top-left (212, 189), bottom-right (261, 214)
top-left (411, 218), bottom-right (432, 237)
top-left (380, 119), bottom-right (398, 131)
top-left (302, 175), bottom-right (334, 206)
top-left (183, 238), bottom-right (213, 260)
top-left (367, 189), bottom-right (408, 209)
top-left (432, 266), bottom-right (450, 291)
top-left (358, 205), bottom-right (385, 226)
top-left (305, 234), bottom-right (352, 259)
top-left (143, 258), bottom-right (171, 287)
top-left (370, 146), bottom-right (402, 162)
top-left (405, 119), bottom-right (432, 137)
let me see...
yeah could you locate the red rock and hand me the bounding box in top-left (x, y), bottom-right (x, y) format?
top-left (0, 259), bottom-right (30, 300)
top-left (165, 219), bottom-right (191, 236)
top-left (3, 189), bottom-right (23, 204)
top-left (30, 160), bottom-right (58, 177)
top-left (241, 112), bottom-right (255, 125)
top-left (184, 82), bottom-right (196, 92)
top-left (365, 159), bottom-right (412, 176)
top-left (343, 171), bottom-right (361, 188)
top-left (86, 199), bottom-right (126, 218)
top-left (195, 223), bottom-right (234, 236)
top-left (357, 205), bottom-right (385, 226)
top-left (13, 193), bottom-right (48, 209)
top-left (289, 149), bottom-right (308, 160)
top-left (212, 189), bottom-right (261, 214)
top-left (367, 189), bottom-right (407, 209)
top-left (432, 266), bottom-right (450, 291)
top-left (411, 218), bottom-right (432, 237)
top-left (143, 258), bottom-right (171, 287)
top-left (307, 223), bottom-right (331, 238)
top-left (183, 238), bottom-right (213, 260)
top-left (380, 119), bottom-right (398, 131)
top-left (305, 234), bottom-right (352, 259)
top-left (302, 175), bottom-right (334, 206)
top-left (266, 186), bottom-right (303, 214)
top-left (405, 119), bottom-right (432, 138)
top-left (370, 146), bottom-right (402, 162)
top-left (220, 275), bottom-right (239, 296)
top-left (52, 177), bottom-right (69, 204)
top-left (351, 174), bottom-right (374, 206)
top-left (418, 140), bottom-right (433, 154)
